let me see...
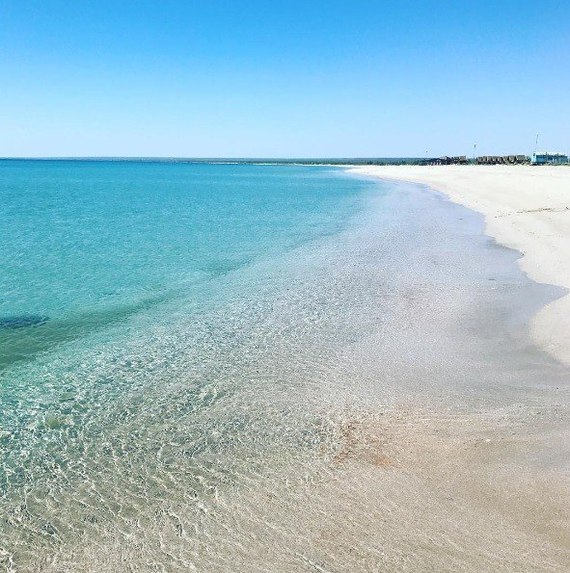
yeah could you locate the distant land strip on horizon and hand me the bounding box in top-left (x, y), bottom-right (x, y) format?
top-left (2, 156), bottom-right (566, 166)
top-left (0, 157), bottom-right (429, 165)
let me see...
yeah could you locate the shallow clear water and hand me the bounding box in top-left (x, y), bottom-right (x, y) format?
top-left (1, 161), bottom-right (569, 572)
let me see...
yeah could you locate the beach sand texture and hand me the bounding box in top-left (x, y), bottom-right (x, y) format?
top-left (349, 165), bottom-right (570, 365)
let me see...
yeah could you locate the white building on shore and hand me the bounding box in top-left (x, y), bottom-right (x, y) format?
top-left (531, 152), bottom-right (568, 165)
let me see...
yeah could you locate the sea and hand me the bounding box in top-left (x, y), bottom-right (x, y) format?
top-left (1, 160), bottom-right (568, 572)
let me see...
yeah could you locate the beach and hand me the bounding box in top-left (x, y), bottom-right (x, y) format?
top-left (2, 162), bottom-right (570, 571)
top-left (3, 0), bottom-right (568, 569)
top-left (349, 165), bottom-right (570, 365)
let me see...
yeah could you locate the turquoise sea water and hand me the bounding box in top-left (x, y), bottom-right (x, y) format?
top-left (1, 161), bottom-right (567, 571)
top-left (0, 161), bottom-right (367, 369)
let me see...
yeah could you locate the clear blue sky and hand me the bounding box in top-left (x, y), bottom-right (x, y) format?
top-left (1, 1), bottom-right (568, 158)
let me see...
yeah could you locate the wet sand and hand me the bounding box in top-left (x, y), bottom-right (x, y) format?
top-left (348, 165), bottom-right (570, 365)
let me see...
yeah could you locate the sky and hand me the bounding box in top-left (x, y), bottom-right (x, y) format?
top-left (1, 1), bottom-right (568, 158)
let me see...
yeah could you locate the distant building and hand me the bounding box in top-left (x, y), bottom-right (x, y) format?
top-left (476, 155), bottom-right (528, 165)
top-left (531, 152), bottom-right (568, 165)
top-left (430, 155), bottom-right (468, 165)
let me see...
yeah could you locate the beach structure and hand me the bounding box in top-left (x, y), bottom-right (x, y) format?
top-left (425, 155), bottom-right (531, 166)
top-left (429, 156), bottom-right (468, 165)
top-left (531, 152), bottom-right (569, 165)
top-left (476, 155), bottom-right (528, 165)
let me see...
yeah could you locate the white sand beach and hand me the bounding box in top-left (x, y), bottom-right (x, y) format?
top-left (349, 165), bottom-right (570, 365)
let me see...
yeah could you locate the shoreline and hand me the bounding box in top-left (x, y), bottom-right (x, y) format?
top-left (347, 165), bottom-right (570, 365)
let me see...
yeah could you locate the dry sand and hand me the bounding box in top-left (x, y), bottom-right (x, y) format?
top-left (348, 165), bottom-right (570, 365)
